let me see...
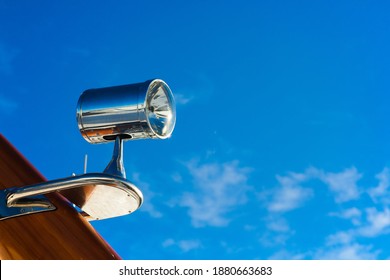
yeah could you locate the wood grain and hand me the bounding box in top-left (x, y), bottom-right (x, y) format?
top-left (0, 134), bottom-right (121, 259)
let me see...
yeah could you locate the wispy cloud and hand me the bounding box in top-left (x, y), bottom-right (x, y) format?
top-left (263, 167), bottom-right (363, 251)
top-left (179, 160), bottom-right (251, 227)
top-left (314, 243), bottom-right (379, 260)
top-left (267, 171), bottom-right (314, 212)
top-left (275, 232), bottom-right (380, 259)
top-left (368, 167), bottom-right (390, 204)
top-left (162, 238), bottom-right (202, 252)
top-left (268, 250), bottom-right (306, 260)
top-left (174, 93), bottom-right (193, 105)
top-left (267, 167), bottom-right (363, 207)
top-left (329, 207), bottom-right (362, 226)
top-left (358, 207), bottom-right (390, 237)
top-left (319, 167), bottom-right (362, 203)
top-left (325, 207), bottom-right (390, 244)
top-left (325, 231), bottom-right (355, 246)
top-left (263, 166), bottom-right (390, 259)
top-left (310, 207), bottom-right (390, 259)
top-left (260, 215), bottom-right (295, 248)
top-left (269, 241), bottom-right (379, 260)
top-left (266, 216), bottom-right (290, 233)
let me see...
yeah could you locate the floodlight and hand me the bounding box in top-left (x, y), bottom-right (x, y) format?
top-left (76, 79), bottom-right (176, 143)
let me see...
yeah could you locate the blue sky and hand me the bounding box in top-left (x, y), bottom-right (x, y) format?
top-left (1, 0), bottom-right (390, 259)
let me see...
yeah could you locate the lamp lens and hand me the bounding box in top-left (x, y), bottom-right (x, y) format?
top-left (146, 81), bottom-right (176, 138)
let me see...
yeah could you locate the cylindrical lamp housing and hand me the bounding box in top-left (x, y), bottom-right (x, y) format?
top-left (77, 79), bottom-right (176, 144)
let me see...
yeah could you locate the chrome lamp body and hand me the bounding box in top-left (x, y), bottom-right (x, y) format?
top-left (0, 79), bottom-right (176, 221)
top-left (77, 79), bottom-right (176, 143)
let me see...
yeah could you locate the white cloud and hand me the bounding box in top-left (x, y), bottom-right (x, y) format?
top-left (358, 208), bottom-right (390, 237)
top-left (368, 167), bottom-right (390, 204)
top-left (267, 185), bottom-right (312, 212)
top-left (268, 250), bottom-right (306, 260)
top-left (267, 171), bottom-right (314, 212)
top-left (266, 216), bottom-right (290, 233)
top-left (340, 208), bottom-right (361, 219)
top-left (178, 240), bottom-right (202, 252)
top-left (260, 232), bottom-right (293, 247)
top-left (264, 167), bottom-right (359, 251)
top-left (162, 238), bottom-right (175, 247)
top-left (319, 167), bottom-right (362, 203)
top-left (162, 238), bottom-right (202, 252)
top-left (260, 216), bottom-right (294, 248)
top-left (267, 167), bottom-right (362, 212)
top-left (314, 243), bottom-right (379, 260)
top-left (325, 207), bottom-right (390, 245)
top-left (179, 160), bottom-right (251, 227)
top-left (326, 231), bottom-right (355, 246)
top-left (329, 207), bottom-right (362, 226)
top-left (174, 93), bottom-right (193, 105)
top-left (263, 166), bottom-right (390, 259)
top-left (316, 207), bottom-right (390, 259)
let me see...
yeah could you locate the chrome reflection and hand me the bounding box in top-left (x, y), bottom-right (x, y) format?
top-left (2, 173), bottom-right (143, 221)
top-left (77, 79), bottom-right (176, 144)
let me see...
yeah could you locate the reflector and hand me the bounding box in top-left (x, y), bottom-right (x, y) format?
top-left (146, 80), bottom-right (176, 139)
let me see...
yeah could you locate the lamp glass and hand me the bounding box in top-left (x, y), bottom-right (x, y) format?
top-left (146, 81), bottom-right (176, 139)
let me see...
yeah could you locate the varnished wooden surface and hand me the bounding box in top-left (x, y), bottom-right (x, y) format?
top-left (0, 134), bottom-right (121, 259)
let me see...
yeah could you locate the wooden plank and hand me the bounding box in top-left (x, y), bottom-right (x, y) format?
top-left (0, 134), bottom-right (120, 259)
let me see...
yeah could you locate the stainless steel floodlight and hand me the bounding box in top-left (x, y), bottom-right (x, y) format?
top-left (76, 79), bottom-right (176, 144)
top-left (0, 79), bottom-right (176, 221)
